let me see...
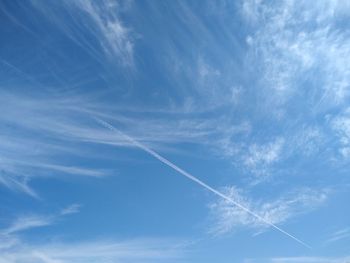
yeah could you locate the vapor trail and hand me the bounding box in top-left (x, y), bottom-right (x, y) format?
top-left (94, 117), bottom-right (311, 249)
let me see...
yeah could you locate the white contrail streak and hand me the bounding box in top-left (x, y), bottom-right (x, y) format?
top-left (94, 117), bottom-right (311, 249)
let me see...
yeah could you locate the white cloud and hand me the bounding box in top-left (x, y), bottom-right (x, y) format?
top-left (1, 204), bottom-right (81, 235)
top-left (289, 126), bottom-right (324, 157)
top-left (2, 215), bottom-right (53, 235)
top-left (326, 227), bottom-right (350, 244)
top-left (216, 134), bottom-right (286, 180)
top-left (72, 0), bottom-right (134, 65)
top-left (30, 0), bottom-right (134, 66)
top-left (216, 121), bottom-right (331, 183)
top-left (0, 205), bottom-right (185, 263)
top-left (198, 57), bottom-right (221, 80)
top-left (243, 0), bottom-right (350, 111)
top-left (0, 172), bottom-right (38, 198)
top-left (60, 204), bottom-right (81, 216)
top-left (330, 108), bottom-right (350, 158)
top-left (0, 238), bottom-right (185, 263)
top-left (0, 90), bottom-right (230, 196)
top-left (0, 207), bottom-right (185, 262)
top-left (244, 138), bottom-right (284, 172)
top-left (209, 186), bottom-right (328, 235)
top-left (245, 256), bottom-right (350, 263)
top-left (241, 0), bottom-right (262, 23)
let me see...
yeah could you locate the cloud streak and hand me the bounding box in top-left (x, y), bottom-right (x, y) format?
top-left (0, 206), bottom-right (184, 263)
top-left (0, 88), bottom-right (234, 197)
top-left (28, 0), bottom-right (134, 66)
top-left (209, 186), bottom-right (328, 236)
top-left (2, 215), bottom-right (53, 235)
top-left (1, 204), bottom-right (80, 235)
top-left (245, 256), bottom-right (350, 263)
top-left (0, 238), bottom-right (185, 263)
top-left (326, 227), bottom-right (350, 244)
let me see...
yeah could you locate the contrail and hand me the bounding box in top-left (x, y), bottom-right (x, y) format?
top-left (94, 117), bottom-right (311, 249)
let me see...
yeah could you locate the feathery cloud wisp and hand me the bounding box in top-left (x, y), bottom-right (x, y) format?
top-left (29, 0), bottom-right (134, 66)
top-left (326, 227), bottom-right (350, 244)
top-left (1, 204), bottom-right (80, 235)
top-left (243, 0), bottom-right (350, 112)
top-left (0, 238), bottom-right (185, 263)
top-left (244, 256), bottom-right (350, 263)
top-left (209, 186), bottom-right (329, 236)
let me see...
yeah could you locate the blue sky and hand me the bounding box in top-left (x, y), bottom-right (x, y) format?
top-left (0, 0), bottom-right (350, 262)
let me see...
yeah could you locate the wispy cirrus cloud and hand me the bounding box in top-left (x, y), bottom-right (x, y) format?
top-left (0, 204), bottom-right (81, 255)
top-left (0, 89), bottom-right (231, 196)
top-left (29, 0), bottom-right (134, 66)
top-left (1, 204), bottom-right (80, 235)
top-left (216, 125), bottom-right (326, 182)
top-left (243, 0), bottom-right (350, 113)
top-left (60, 204), bottom-right (81, 216)
top-left (69, 0), bottom-right (134, 66)
top-left (0, 208), bottom-right (184, 263)
top-left (331, 108), bottom-right (350, 159)
top-left (326, 227), bottom-right (350, 244)
top-left (0, 91), bottom-right (114, 196)
top-left (0, 171), bottom-right (38, 198)
top-left (242, 137), bottom-right (285, 178)
top-left (0, 238), bottom-right (185, 263)
top-left (209, 186), bottom-right (329, 236)
top-left (2, 215), bottom-right (53, 235)
top-left (244, 256), bottom-right (350, 263)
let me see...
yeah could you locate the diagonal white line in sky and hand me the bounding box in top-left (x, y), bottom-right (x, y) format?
top-left (94, 117), bottom-right (311, 249)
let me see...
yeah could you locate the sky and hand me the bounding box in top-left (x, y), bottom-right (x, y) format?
top-left (0, 0), bottom-right (350, 262)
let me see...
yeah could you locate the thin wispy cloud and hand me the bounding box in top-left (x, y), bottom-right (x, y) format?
top-left (245, 256), bottom-right (350, 263)
top-left (326, 227), bottom-right (350, 244)
top-left (2, 215), bottom-right (53, 235)
top-left (0, 207), bottom-right (185, 263)
top-left (0, 172), bottom-right (37, 198)
top-left (209, 186), bottom-right (329, 236)
top-left (0, 210), bottom-right (184, 263)
top-left (70, 0), bottom-right (134, 65)
top-left (331, 108), bottom-right (350, 159)
top-left (216, 125), bottom-right (327, 183)
top-left (243, 138), bottom-right (285, 178)
top-left (29, 0), bottom-right (134, 66)
top-left (243, 0), bottom-right (350, 112)
top-left (2, 86), bottom-right (262, 196)
top-left (60, 204), bottom-right (81, 216)
top-left (0, 89), bottom-right (227, 195)
top-left (1, 204), bottom-right (80, 235)
top-left (0, 238), bottom-right (185, 263)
